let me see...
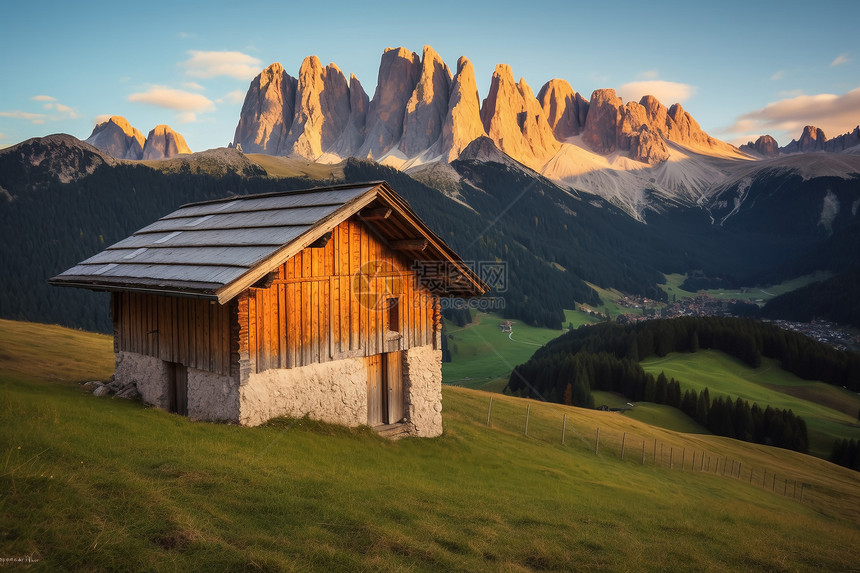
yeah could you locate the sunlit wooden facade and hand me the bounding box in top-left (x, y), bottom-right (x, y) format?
top-left (52, 182), bottom-right (486, 433)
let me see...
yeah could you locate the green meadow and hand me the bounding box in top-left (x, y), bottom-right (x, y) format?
top-left (442, 310), bottom-right (599, 391)
top-left (660, 272), bottom-right (831, 302)
top-left (2, 319), bottom-right (859, 571)
top-left (641, 349), bottom-right (860, 457)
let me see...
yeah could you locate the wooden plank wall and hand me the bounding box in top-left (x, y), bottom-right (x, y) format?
top-left (113, 292), bottom-right (232, 377)
top-left (240, 218), bottom-right (438, 373)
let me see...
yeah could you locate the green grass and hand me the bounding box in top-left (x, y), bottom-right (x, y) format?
top-left (661, 272), bottom-right (832, 303)
top-left (442, 310), bottom-right (599, 390)
top-left (592, 390), bottom-right (710, 434)
top-left (641, 349), bottom-right (860, 457)
top-left (625, 403), bottom-right (710, 435)
top-left (2, 320), bottom-right (860, 571)
top-left (582, 282), bottom-right (630, 317)
top-left (245, 154), bottom-right (346, 180)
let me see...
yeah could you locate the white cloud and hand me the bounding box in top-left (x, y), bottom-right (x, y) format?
top-left (180, 50), bottom-right (262, 80)
top-left (176, 111), bottom-right (199, 123)
top-left (0, 110), bottom-right (48, 124)
top-left (128, 86), bottom-right (215, 117)
top-left (31, 95), bottom-right (56, 102)
top-left (617, 80), bottom-right (696, 105)
top-left (727, 87), bottom-right (860, 139)
top-left (770, 70), bottom-right (785, 81)
top-left (41, 102), bottom-right (81, 118)
top-left (217, 90), bottom-right (247, 105)
top-left (830, 53), bottom-right (851, 67)
top-left (183, 82), bottom-right (206, 91)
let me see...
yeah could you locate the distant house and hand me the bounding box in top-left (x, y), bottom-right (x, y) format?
top-left (51, 182), bottom-right (487, 436)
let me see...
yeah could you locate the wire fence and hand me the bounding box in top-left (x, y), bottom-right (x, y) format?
top-left (480, 395), bottom-right (811, 504)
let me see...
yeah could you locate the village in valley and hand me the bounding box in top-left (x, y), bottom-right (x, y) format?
top-left (585, 292), bottom-right (860, 352)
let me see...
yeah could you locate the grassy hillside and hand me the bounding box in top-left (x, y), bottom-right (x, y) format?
top-left (246, 154), bottom-right (346, 180)
top-left (2, 319), bottom-right (859, 571)
top-left (661, 272), bottom-right (830, 303)
top-left (641, 349), bottom-right (860, 457)
top-left (443, 310), bottom-right (598, 391)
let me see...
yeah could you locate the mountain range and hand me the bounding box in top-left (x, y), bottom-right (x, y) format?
top-left (231, 45), bottom-right (860, 219)
top-left (85, 116), bottom-right (191, 160)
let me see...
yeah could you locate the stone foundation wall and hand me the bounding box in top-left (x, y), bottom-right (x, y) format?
top-left (402, 346), bottom-right (443, 437)
top-left (115, 344), bottom-right (444, 436)
top-left (114, 351), bottom-right (240, 422)
top-left (239, 357), bottom-right (367, 427)
top-left (187, 368), bottom-right (240, 422)
top-left (115, 351), bottom-right (169, 409)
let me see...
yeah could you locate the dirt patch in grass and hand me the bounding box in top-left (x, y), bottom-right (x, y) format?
top-left (763, 382), bottom-right (860, 418)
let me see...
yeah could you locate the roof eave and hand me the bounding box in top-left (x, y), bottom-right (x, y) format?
top-left (48, 277), bottom-right (221, 301)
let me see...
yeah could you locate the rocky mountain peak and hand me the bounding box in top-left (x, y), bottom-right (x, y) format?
top-left (582, 89), bottom-right (623, 154)
top-left (798, 125), bottom-right (827, 151)
top-left (359, 47), bottom-right (421, 160)
top-left (283, 55), bottom-right (351, 160)
top-left (1, 134), bottom-right (116, 185)
top-left (537, 79), bottom-right (587, 141)
top-left (400, 45), bottom-right (452, 157)
top-left (740, 134), bottom-right (780, 158)
top-left (233, 62), bottom-right (297, 154)
top-left (85, 116), bottom-right (146, 160)
top-left (779, 125), bottom-right (860, 154)
top-left (441, 56), bottom-right (486, 161)
top-left (142, 125), bottom-right (191, 160)
top-left (480, 64), bottom-right (559, 170)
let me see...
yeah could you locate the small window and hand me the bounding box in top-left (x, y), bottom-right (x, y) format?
top-left (387, 298), bottom-right (399, 332)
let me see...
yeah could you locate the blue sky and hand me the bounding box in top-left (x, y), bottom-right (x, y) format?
top-left (1, 0), bottom-right (858, 152)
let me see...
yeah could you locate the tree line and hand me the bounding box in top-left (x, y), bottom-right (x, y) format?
top-left (509, 348), bottom-right (809, 453)
top-left (829, 438), bottom-right (860, 471)
top-left (520, 316), bottom-right (860, 391)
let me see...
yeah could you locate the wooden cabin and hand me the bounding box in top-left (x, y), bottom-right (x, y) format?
top-left (51, 181), bottom-right (487, 436)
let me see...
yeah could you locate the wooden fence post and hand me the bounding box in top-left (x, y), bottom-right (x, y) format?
top-left (737, 462), bottom-right (742, 479)
top-left (642, 440), bottom-right (646, 465)
top-left (561, 414), bottom-right (566, 445)
top-left (772, 473), bottom-right (776, 491)
top-left (681, 448), bottom-right (685, 470)
top-left (653, 439), bottom-right (657, 464)
top-left (700, 453), bottom-right (705, 472)
top-left (621, 432), bottom-right (626, 460)
top-left (670, 447), bottom-right (674, 469)
top-left (525, 404), bottom-right (530, 436)
top-left (486, 397), bottom-right (493, 427)
top-left (595, 428), bottom-right (600, 455)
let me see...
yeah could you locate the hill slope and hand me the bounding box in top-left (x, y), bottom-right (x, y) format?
top-left (1, 319), bottom-right (858, 571)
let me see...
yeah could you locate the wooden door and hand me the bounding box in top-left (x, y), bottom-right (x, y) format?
top-left (385, 351), bottom-right (403, 424)
top-left (366, 354), bottom-right (384, 426)
top-left (168, 362), bottom-right (188, 416)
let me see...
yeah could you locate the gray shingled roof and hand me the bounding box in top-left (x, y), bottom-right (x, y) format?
top-left (50, 181), bottom-right (487, 303)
